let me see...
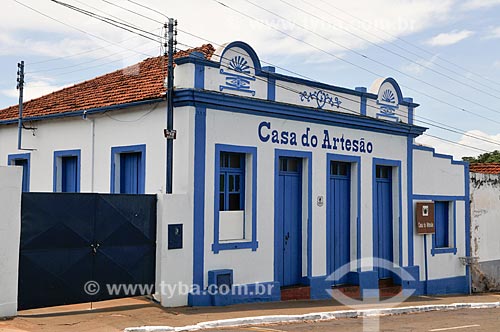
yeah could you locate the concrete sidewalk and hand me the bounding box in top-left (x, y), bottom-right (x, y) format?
top-left (1, 293), bottom-right (500, 332)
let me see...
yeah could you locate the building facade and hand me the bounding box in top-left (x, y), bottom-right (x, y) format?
top-left (0, 41), bottom-right (470, 306)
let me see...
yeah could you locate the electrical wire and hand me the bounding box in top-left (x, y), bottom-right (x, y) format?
top-left (237, 0), bottom-right (500, 116)
top-left (50, 0), bottom-right (162, 43)
top-left (126, 0), bottom-right (170, 20)
top-left (27, 28), bottom-right (161, 74)
top-left (279, 0), bottom-right (500, 98)
top-left (315, 0), bottom-right (500, 89)
top-left (100, 0), bottom-right (164, 25)
top-left (11, 0), bottom-right (152, 57)
top-left (176, 40), bottom-right (500, 152)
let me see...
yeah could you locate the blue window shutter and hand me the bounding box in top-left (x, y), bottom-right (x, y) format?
top-left (435, 202), bottom-right (449, 248)
top-left (61, 156), bottom-right (78, 193)
top-left (120, 152), bottom-right (141, 194)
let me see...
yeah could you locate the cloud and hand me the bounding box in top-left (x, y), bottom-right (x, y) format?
top-left (461, 0), bottom-right (500, 10)
top-left (1, 78), bottom-right (70, 102)
top-left (495, 60), bottom-right (500, 69)
top-left (425, 30), bottom-right (475, 46)
top-left (401, 54), bottom-right (439, 75)
top-left (415, 130), bottom-right (500, 159)
top-left (483, 26), bottom-right (500, 40)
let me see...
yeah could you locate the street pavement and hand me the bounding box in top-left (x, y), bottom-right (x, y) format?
top-left (220, 307), bottom-right (500, 332)
top-left (0, 293), bottom-right (499, 332)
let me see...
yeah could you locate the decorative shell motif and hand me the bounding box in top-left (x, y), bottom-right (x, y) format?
top-left (229, 56), bottom-right (250, 74)
top-left (381, 89), bottom-right (395, 104)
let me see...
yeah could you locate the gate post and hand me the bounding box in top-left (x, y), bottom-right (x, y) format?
top-left (0, 166), bottom-right (22, 318)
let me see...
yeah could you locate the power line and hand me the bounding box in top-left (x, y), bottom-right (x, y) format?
top-left (100, 0), bottom-right (164, 25)
top-left (125, 0), bottom-right (170, 20)
top-left (176, 39), bottom-right (500, 152)
top-left (280, 0), bottom-right (500, 98)
top-left (27, 28), bottom-right (161, 74)
top-left (50, 0), bottom-right (162, 43)
top-left (238, 0), bottom-right (500, 117)
top-left (422, 134), bottom-right (490, 153)
top-left (11, 0), bottom-right (152, 57)
top-left (314, 0), bottom-right (500, 89)
top-left (213, 0), bottom-right (500, 127)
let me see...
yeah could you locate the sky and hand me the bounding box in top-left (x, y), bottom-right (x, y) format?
top-left (2, 0), bottom-right (500, 160)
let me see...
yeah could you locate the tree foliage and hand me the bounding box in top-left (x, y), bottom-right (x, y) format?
top-left (463, 150), bottom-right (500, 163)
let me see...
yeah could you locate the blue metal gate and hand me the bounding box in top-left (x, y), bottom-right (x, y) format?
top-left (374, 165), bottom-right (393, 279)
top-left (328, 161), bottom-right (351, 284)
top-left (18, 193), bottom-right (157, 310)
top-left (276, 157), bottom-right (302, 287)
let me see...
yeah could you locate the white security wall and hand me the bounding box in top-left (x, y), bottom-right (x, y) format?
top-left (0, 103), bottom-right (168, 194)
top-left (0, 166), bottom-right (22, 317)
top-left (203, 108), bottom-right (408, 286)
top-left (412, 147), bottom-right (467, 281)
top-left (470, 172), bottom-right (500, 291)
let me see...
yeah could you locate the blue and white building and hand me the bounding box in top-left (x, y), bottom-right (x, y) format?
top-left (0, 41), bottom-right (470, 307)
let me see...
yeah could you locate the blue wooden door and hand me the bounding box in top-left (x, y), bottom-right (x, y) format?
top-left (434, 202), bottom-right (449, 248)
top-left (14, 159), bottom-right (29, 192)
top-left (328, 161), bottom-right (350, 283)
top-left (120, 152), bottom-right (141, 194)
top-left (277, 157), bottom-right (302, 287)
top-left (61, 156), bottom-right (78, 193)
top-left (375, 165), bottom-right (393, 279)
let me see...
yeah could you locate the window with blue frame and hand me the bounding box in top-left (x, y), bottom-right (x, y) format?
top-left (434, 201), bottom-right (450, 248)
top-left (111, 145), bottom-right (146, 194)
top-left (213, 144), bottom-right (258, 253)
top-left (219, 152), bottom-right (245, 211)
top-left (8, 153), bottom-right (30, 192)
top-left (54, 150), bottom-right (81, 193)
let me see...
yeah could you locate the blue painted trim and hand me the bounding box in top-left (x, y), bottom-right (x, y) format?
top-left (219, 41), bottom-right (263, 73)
top-left (372, 158), bottom-right (403, 268)
top-left (193, 107), bottom-right (207, 291)
top-left (326, 153), bottom-right (361, 273)
top-left (380, 78), bottom-right (404, 103)
top-left (464, 162), bottom-right (471, 294)
top-left (0, 98), bottom-right (164, 125)
top-left (407, 137), bottom-right (414, 266)
top-left (7, 153), bottom-right (31, 192)
top-left (274, 149), bottom-right (313, 283)
top-left (431, 201), bottom-right (458, 256)
top-left (53, 149), bottom-right (81, 193)
top-left (173, 90), bottom-right (427, 138)
top-left (173, 53), bottom-right (419, 109)
top-left (189, 281), bottom-right (281, 306)
top-left (110, 144), bottom-right (146, 194)
top-left (193, 52), bottom-right (206, 89)
top-left (212, 144), bottom-right (258, 253)
top-left (403, 97), bottom-right (414, 125)
top-left (412, 145), bottom-right (467, 166)
top-left (412, 194), bottom-right (466, 201)
top-left (355, 87), bottom-right (367, 116)
top-left (425, 276), bottom-right (468, 295)
top-left (263, 66), bottom-right (276, 101)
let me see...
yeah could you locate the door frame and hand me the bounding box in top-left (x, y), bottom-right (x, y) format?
top-left (326, 154), bottom-right (361, 277)
top-left (372, 158), bottom-right (403, 276)
top-left (273, 149), bottom-right (312, 285)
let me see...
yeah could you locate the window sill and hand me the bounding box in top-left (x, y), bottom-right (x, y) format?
top-left (431, 247), bottom-right (457, 256)
top-left (212, 241), bottom-right (258, 254)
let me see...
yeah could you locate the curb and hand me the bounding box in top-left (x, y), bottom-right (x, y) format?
top-left (124, 301), bottom-right (500, 332)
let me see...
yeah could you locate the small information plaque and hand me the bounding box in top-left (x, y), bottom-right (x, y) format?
top-left (416, 202), bottom-right (435, 234)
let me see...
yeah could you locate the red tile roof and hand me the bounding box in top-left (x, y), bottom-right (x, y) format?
top-left (0, 44), bottom-right (215, 122)
top-left (469, 163), bottom-right (500, 174)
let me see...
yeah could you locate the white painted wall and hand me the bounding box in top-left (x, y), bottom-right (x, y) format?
top-left (0, 103), bottom-right (168, 194)
top-left (412, 147), bottom-right (467, 281)
top-left (203, 108), bottom-right (408, 285)
top-left (470, 173), bottom-right (500, 262)
top-left (0, 166), bottom-right (22, 317)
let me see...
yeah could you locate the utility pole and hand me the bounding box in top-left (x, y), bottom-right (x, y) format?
top-left (165, 18), bottom-right (177, 194)
top-left (17, 61), bottom-right (25, 151)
